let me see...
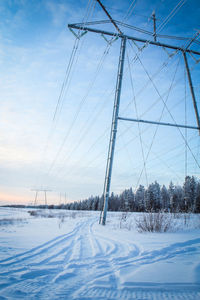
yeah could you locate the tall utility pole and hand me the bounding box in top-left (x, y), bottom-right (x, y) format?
top-left (183, 51), bottom-right (200, 134)
top-left (101, 37), bottom-right (126, 225)
top-left (68, 0), bottom-right (200, 225)
top-left (151, 10), bottom-right (157, 42)
top-left (96, 0), bottom-right (126, 225)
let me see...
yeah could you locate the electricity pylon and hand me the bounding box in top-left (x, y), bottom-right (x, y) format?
top-left (68, 0), bottom-right (200, 225)
top-left (31, 189), bottom-right (51, 206)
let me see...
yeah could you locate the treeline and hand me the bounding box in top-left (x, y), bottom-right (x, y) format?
top-left (64, 176), bottom-right (200, 213)
top-left (2, 176), bottom-right (200, 213)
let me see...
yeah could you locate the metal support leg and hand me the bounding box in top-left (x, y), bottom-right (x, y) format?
top-left (44, 191), bottom-right (47, 206)
top-left (183, 51), bottom-right (200, 135)
top-left (100, 37), bottom-right (126, 225)
top-left (34, 191), bottom-right (38, 206)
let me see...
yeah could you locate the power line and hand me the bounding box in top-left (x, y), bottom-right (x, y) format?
top-left (157, 0), bottom-right (187, 33)
top-left (46, 40), bottom-right (112, 177)
top-left (47, 0), bottom-right (145, 179)
top-left (127, 52), bottom-right (148, 187)
top-left (123, 0), bottom-right (138, 22)
top-left (116, 123), bottom-right (198, 186)
top-left (129, 45), bottom-right (200, 170)
top-left (36, 0), bottom-right (96, 188)
top-left (132, 52), bottom-right (181, 191)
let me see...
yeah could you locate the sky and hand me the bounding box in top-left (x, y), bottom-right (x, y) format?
top-left (0, 0), bottom-right (200, 205)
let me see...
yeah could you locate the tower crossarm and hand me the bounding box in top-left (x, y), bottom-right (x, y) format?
top-left (68, 24), bottom-right (200, 56)
top-left (118, 116), bottom-right (200, 131)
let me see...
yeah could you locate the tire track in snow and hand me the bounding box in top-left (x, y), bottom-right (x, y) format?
top-left (0, 221), bottom-right (83, 267)
top-left (66, 220), bottom-right (141, 298)
top-left (62, 220), bottom-right (200, 300)
top-left (116, 237), bottom-right (200, 269)
top-left (0, 219), bottom-right (88, 298)
top-left (0, 216), bottom-right (200, 299)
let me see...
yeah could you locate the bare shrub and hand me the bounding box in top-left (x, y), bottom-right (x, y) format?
top-left (173, 212), bottom-right (181, 219)
top-left (28, 210), bottom-right (38, 216)
top-left (0, 218), bottom-right (26, 226)
top-left (70, 211), bottom-right (77, 219)
top-left (119, 212), bottom-right (127, 229)
top-left (28, 210), bottom-right (54, 218)
top-left (135, 212), bottom-right (173, 233)
top-left (183, 213), bottom-right (191, 226)
top-left (119, 212), bottom-right (132, 230)
top-left (47, 214), bottom-right (54, 218)
top-left (197, 215), bottom-right (200, 228)
top-left (58, 215), bottom-right (65, 228)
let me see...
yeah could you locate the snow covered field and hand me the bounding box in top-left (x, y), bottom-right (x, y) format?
top-left (0, 207), bottom-right (200, 299)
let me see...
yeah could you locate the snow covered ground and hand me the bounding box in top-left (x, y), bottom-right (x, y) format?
top-left (0, 207), bottom-right (200, 299)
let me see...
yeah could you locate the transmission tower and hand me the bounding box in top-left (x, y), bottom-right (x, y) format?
top-left (31, 188), bottom-right (51, 206)
top-left (68, 0), bottom-right (200, 225)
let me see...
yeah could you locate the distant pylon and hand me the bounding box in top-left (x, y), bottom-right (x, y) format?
top-left (31, 189), bottom-right (51, 206)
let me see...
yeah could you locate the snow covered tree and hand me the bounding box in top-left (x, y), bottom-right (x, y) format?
top-left (153, 181), bottom-right (161, 211)
top-left (135, 185), bottom-right (145, 211)
top-left (145, 184), bottom-right (154, 211)
top-left (145, 182), bottom-right (161, 212)
top-left (173, 185), bottom-right (184, 212)
top-left (118, 191), bottom-right (126, 211)
top-left (161, 185), bottom-right (170, 211)
top-left (168, 181), bottom-right (175, 212)
top-left (63, 177), bottom-right (199, 213)
top-left (183, 176), bottom-right (197, 212)
top-left (195, 181), bottom-right (200, 213)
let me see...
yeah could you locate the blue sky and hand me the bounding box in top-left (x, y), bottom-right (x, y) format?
top-left (0, 0), bottom-right (200, 204)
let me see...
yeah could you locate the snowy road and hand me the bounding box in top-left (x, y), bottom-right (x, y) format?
top-left (0, 209), bottom-right (200, 299)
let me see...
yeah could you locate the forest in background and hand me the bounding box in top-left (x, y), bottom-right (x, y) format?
top-left (63, 175), bottom-right (200, 213)
top-left (2, 176), bottom-right (200, 213)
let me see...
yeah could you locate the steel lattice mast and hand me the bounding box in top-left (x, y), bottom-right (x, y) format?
top-left (100, 37), bottom-right (126, 225)
top-left (31, 189), bottom-right (51, 206)
top-left (68, 0), bottom-right (200, 225)
top-left (95, 0), bottom-right (127, 225)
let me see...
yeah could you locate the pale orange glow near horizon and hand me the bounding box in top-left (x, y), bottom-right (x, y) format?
top-left (0, 191), bottom-right (31, 205)
top-left (0, 188), bottom-right (74, 206)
